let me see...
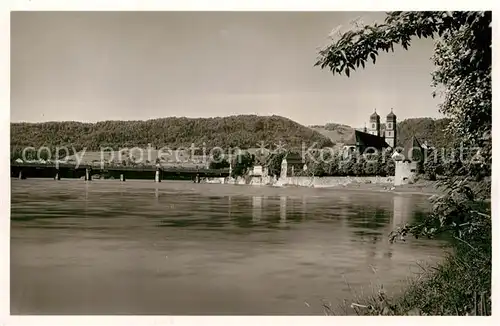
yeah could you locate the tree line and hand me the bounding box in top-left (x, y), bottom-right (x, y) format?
top-left (227, 144), bottom-right (488, 183)
top-left (11, 115), bottom-right (334, 159)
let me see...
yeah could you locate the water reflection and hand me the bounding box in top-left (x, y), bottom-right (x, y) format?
top-left (280, 196), bottom-right (287, 225)
top-left (392, 195), bottom-right (413, 229)
top-left (302, 196), bottom-right (307, 220)
top-left (10, 180), bottom-right (445, 315)
top-left (349, 207), bottom-right (390, 236)
top-left (84, 182), bottom-right (89, 217)
top-left (252, 196), bottom-right (262, 222)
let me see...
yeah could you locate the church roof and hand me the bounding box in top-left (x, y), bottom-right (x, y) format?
top-left (354, 130), bottom-right (389, 150)
top-left (344, 135), bottom-right (356, 146)
top-left (400, 136), bottom-right (424, 162)
top-left (387, 109), bottom-right (396, 119)
top-left (342, 130), bottom-right (357, 145)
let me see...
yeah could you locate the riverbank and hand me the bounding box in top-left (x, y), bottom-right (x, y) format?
top-left (337, 180), bottom-right (443, 196)
top-left (339, 180), bottom-right (491, 316)
top-left (344, 238), bottom-right (491, 316)
top-left (278, 181), bottom-right (443, 198)
top-left (205, 175), bottom-right (443, 195)
top-left (206, 176), bottom-right (443, 196)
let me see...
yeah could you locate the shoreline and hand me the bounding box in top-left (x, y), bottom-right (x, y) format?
top-left (12, 177), bottom-right (442, 196)
top-left (321, 180), bottom-right (442, 196)
top-left (217, 177), bottom-right (443, 196)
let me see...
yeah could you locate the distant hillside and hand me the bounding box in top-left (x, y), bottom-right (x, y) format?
top-left (394, 117), bottom-right (452, 148)
top-left (309, 123), bottom-right (356, 144)
top-left (309, 117), bottom-right (452, 147)
top-left (11, 115), bottom-right (333, 156)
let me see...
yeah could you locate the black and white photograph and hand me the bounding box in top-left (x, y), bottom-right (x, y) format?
top-left (4, 4), bottom-right (493, 320)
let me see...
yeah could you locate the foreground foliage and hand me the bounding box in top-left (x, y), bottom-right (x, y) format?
top-left (316, 11), bottom-right (491, 316)
top-left (316, 11), bottom-right (491, 159)
top-left (343, 239), bottom-right (491, 316)
top-left (230, 152), bottom-right (255, 178)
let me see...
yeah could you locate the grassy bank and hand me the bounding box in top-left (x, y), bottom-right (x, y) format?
top-left (343, 240), bottom-right (491, 316)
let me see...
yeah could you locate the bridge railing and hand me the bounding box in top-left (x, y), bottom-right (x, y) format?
top-left (11, 162), bottom-right (230, 174)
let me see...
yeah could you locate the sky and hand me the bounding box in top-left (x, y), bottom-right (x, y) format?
top-left (11, 11), bottom-right (443, 128)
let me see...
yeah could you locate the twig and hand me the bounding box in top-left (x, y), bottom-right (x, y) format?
top-left (321, 300), bottom-right (335, 316)
top-left (452, 235), bottom-right (479, 252)
top-left (473, 211), bottom-right (491, 218)
top-left (474, 292), bottom-right (477, 316)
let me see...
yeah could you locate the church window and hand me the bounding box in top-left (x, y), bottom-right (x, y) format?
top-left (372, 123), bottom-right (375, 129)
top-left (387, 122), bottom-right (393, 129)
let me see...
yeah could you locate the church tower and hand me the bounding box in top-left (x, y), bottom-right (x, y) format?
top-left (385, 108), bottom-right (397, 148)
top-left (368, 109), bottom-right (381, 136)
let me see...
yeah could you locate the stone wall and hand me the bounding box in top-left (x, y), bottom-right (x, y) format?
top-left (249, 175), bottom-right (277, 186)
top-left (222, 175), bottom-right (277, 186)
top-left (276, 176), bottom-right (394, 187)
top-left (203, 175), bottom-right (394, 187)
top-left (203, 177), bottom-right (227, 184)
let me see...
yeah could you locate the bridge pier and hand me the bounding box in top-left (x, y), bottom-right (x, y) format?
top-left (18, 170), bottom-right (26, 180)
top-left (85, 168), bottom-right (92, 181)
top-left (120, 174), bottom-right (126, 182)
top-left (54, 170), bottom-right (60, 180)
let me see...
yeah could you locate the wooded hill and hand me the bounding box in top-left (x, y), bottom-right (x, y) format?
top-left (11, 115), bottom-right (334, 157)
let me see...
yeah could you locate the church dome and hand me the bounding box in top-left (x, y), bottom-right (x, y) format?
top-left (387, 108), bottom-right (396, 119)
top-left (370, 110), bottom-right (380, 120)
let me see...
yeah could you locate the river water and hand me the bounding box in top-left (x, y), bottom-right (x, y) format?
top-left (11, 179), bottom-right (446, 315)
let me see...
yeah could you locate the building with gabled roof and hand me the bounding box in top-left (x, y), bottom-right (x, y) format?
top-left (399, 136), bottom-right (425, 162)
top-left (354, 129), bottom-right (391, 153)
top-left (341, 109), bottom-right (397, 157)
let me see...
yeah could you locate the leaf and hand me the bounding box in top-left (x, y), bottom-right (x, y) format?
top-left (370, 53), bottom-right (376, 64)
top-left (345, 67), bottom-right (350, 77)
top-left (340, 49), bottom-right (347, 60)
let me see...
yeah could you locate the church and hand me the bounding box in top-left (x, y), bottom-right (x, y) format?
top-left (339, 109), bottom-right (428, 185)
top-left (344, 109), bottom-right (397, 154)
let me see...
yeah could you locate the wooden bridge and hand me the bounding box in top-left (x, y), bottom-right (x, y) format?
top-left (11, 162), bottom-right (230, 181)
